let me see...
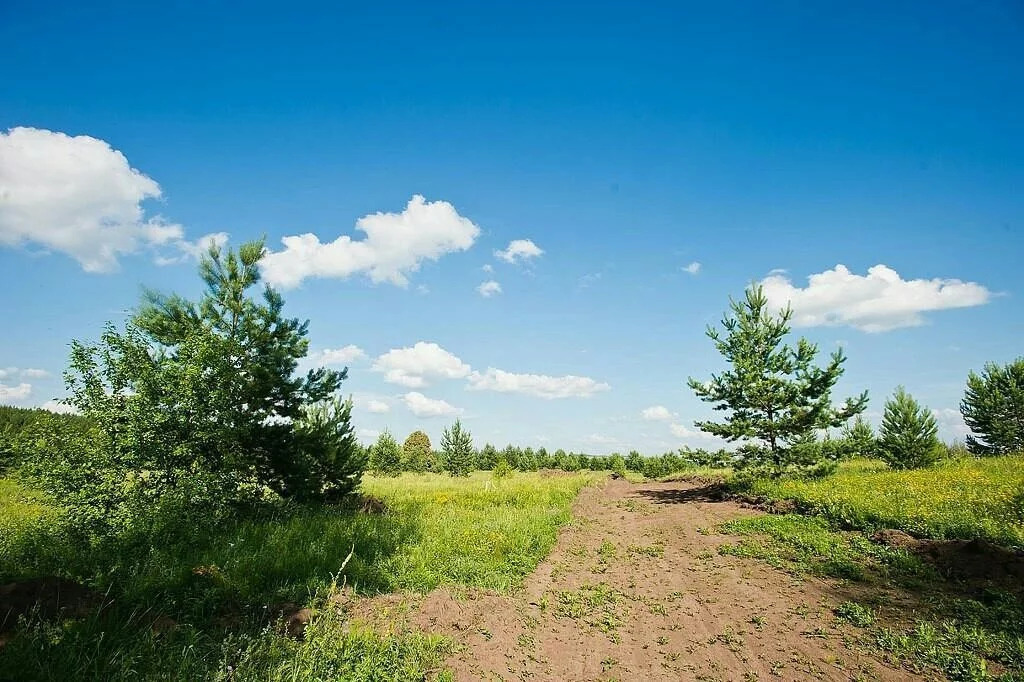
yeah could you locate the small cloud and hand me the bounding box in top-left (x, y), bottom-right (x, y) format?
top-left (682, 261), bottom-right (701, 275)
top-left (577, 272), bottom-right (602, 289)
top-left (477, 280), bottom-right (502, 297)
top-left (365, 399), bottom-right (390, 414)
top-left (312, 345), bottom-right (367, 365)
top-left (495, 239), bottom-right (543, 264)
top-left (401, 391), bottom-right (463, 418)
top-left (482, 264), bottom-right (494, 273)
top-left (0, 382), bottom-right (32, 402)
top-left (467, 368), bottom-right (610, 399)
top-left (372, 342), bottom-right (472, 388)
top-left (641, 405), bottom-right (675, 421)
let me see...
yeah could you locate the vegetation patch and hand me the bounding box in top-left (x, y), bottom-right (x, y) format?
top-left (718, 512), bottom-right (1024, 681)
top-left (743, 456), bottom-right (1024, 549)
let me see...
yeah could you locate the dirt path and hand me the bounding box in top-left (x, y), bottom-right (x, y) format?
top-left (358, 478), bottom-right (914, 681)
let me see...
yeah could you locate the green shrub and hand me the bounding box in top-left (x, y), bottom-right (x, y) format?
top-left (401, 430), bottom-right (431, 473)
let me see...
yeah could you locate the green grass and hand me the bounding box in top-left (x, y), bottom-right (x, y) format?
top-left (0, 471), bottom-right (600, 681)
top-left (718, 513), bottom-right (1024, 681)
top-left (744, 455), bottom-right (1024, 549)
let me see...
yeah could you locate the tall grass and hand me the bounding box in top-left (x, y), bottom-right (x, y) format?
top-left (745, 455), bottom-right (1024, 548)
top-left (0, 471), bottom-right (599, 680)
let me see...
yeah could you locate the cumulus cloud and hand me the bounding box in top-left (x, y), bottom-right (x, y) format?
top-left (154, 232), bottom-right (229, 266)
top-left (932, 407), bottom-right (970, 439)
top-left (682, 261), bottom-right (701, 275)
top-left (0, 382), bottom-right (31, 402)
top-left (467, 368), bottom-right (610, 399)
top-left (365, 399), bottom-right (390, 414)
top-left (641, 405), bottom-right (675, 421)
top-left (0, 127), bottom-right (223, 271)
top-left (372, 342), bottom-right (472, 388)
top-left (477, 280), bottom-right (502, 297)
top-left (260, 195), bottom-right (480, 288)
top-left (482, 264), bottom-right (494, 273)
top-left (401, 391), bottom-right (462, 418)
top-left (495, 238), bottom-right (543, 264)
top-left (761, 264), bottom-right (992, 332)
top-left (311, 345), bottom-right (367, 365)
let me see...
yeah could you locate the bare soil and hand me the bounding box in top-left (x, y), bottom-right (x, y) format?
top-left (354, 478), bottom-right (917, 681)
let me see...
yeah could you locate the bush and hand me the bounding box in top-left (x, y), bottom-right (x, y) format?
top-left (879, 387), bottom-right (943, 470)
top-left (492, 458), bottom-right (512, 479)
top-left (402, 431), bottom-right (431, 473)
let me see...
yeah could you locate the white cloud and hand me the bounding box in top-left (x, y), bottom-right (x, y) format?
top-left (0, 367), bottom-right (48, 380)
top-left (641, 405), bottom-right (675, 421)
top-left (477, 280), bottom-right (502, 297)
top-left (0, 127), bottom-right (222, 271)
top-left (932, 407), bottom-right (970, 440)
top-left (467, 368), bottom-right (610, 399)
top-left (0, 382), bottom-right (31, 402)
top-left (495, 238), bottom-right (543, 264)
top-left (669, 423), bottom-right (699, 438)
top-left (401, 391), bottom-right (462, 418)
top-left (41, 399), bottom-right (77, 414)
top-left (372, 342), bottom-right (472, 388)
top-left (682, 261), bottom-right (701, 275)
top-left (260, 195), bottom-right (480, 288)
top-left (482, 264), bottom-right (494, 273)
top-left (365, 399), bottom-right (390, 414)
top-left (154, 232), bottom-right (229, 266)
top-left (312, 345), bottom-right (367, 365)
top-left (761, 264), bottom-right (992, 332)
top-left (357, 428), bottom-right (381, 443)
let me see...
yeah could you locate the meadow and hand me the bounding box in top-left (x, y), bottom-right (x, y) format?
top-left (0, 471), bottom-right (599, 681)
top-left (741, 455), bottom-right (1024, 549)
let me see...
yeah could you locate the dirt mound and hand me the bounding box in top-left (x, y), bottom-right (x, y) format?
top-left (872, 528), bottom-right (922, 550)
top-left (0, 577), bottom-right (103, 634)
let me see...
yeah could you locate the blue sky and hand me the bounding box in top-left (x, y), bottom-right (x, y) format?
top-left (1, 1), bottom-right (1022, 452)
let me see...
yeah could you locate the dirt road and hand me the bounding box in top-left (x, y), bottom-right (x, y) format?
top-left (360, 478), bottom-right (913, 681)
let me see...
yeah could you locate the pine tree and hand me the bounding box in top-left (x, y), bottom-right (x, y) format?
top-left (961, 358), bottom-right (1024, 455)
top-left (370, 430), bottom-right (402, 477)
top-left (402, 430), bottom-right (431, 472)
top-left (841, 416), bottom-right (877, 459)
top-left (878, 387), bottom-right (942, 469)
top-left (477, 443), bottom-right (499, 470)
top-left (688, 285), bottom-right (868, 475)
top-left (441, 419), bottom-right (475, 477)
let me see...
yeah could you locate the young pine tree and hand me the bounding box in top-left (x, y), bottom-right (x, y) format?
top-left (402, 430), bottom-right (431, 473)
top-left (370, 431), bottom-right (403, 477)
top-left (688, 285), bottom-right (868, 475)
top-left (841, 416), bottom-right (877, 459)
top-left (878, 388), bottom-right (942, 470)
top-left (960, 358), bottom-right (1024, 455)
top-left (441, 419), bottom-right (475, 477)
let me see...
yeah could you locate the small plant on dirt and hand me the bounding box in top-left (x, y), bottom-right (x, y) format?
top-left (834, 601), bottom-right (874, 627)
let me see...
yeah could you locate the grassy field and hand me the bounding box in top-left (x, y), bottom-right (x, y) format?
top-left (743, 455), bottom-right (1024, 549)
top-left (0, 471), bottom-right (600, 681)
